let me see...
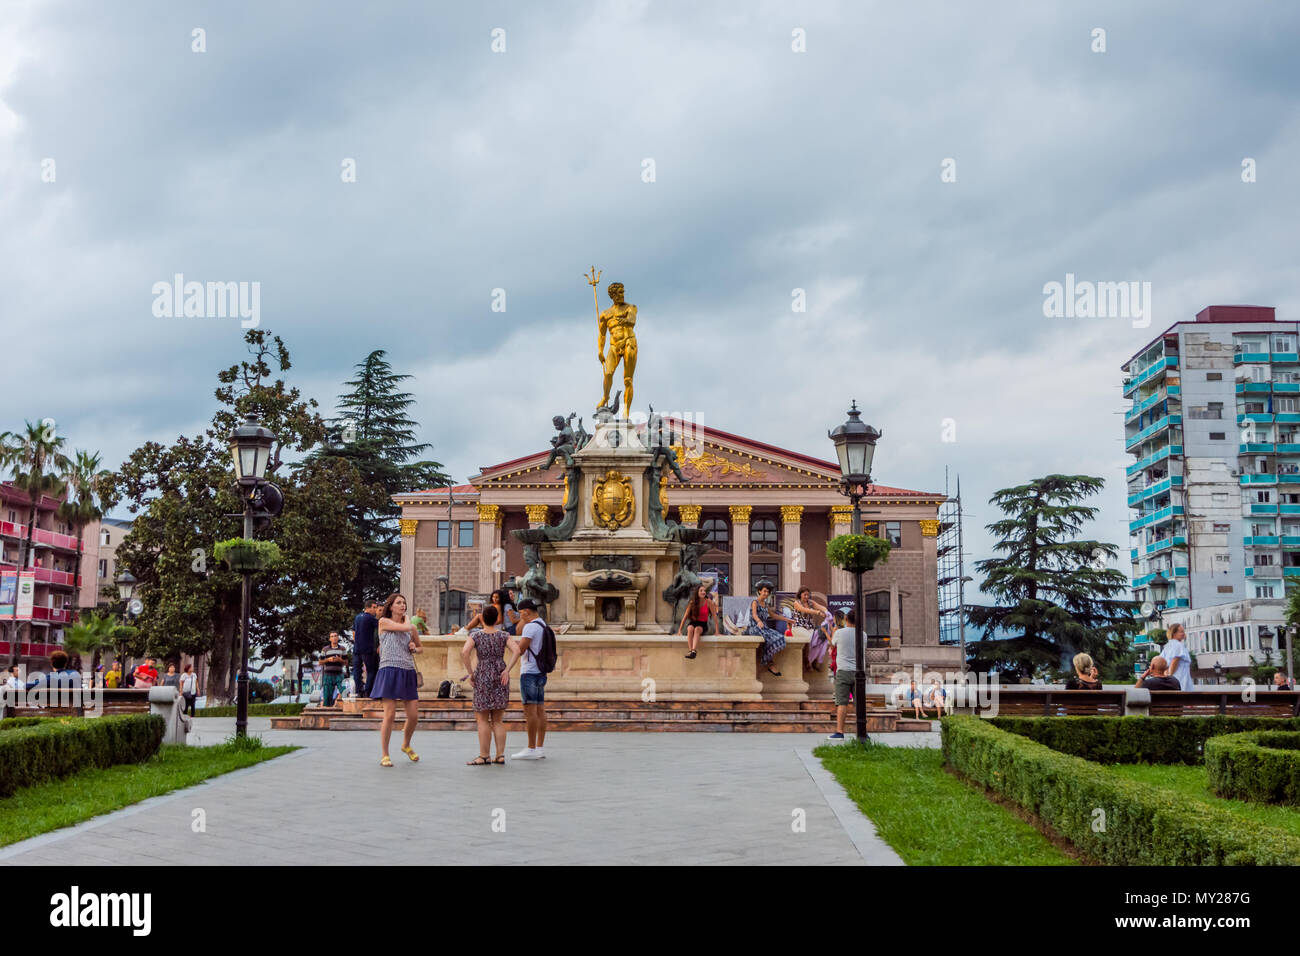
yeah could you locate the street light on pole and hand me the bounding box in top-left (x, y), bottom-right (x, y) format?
top-left (114, 570), bottom-right (139, 680)
top-left (228, 414), bottom-right (278, 739)
top-left (828, 401), bottom-right (882, 743)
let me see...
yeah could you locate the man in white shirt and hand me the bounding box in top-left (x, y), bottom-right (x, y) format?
top-left (512, 599), bottom-right (550, 760)
top-left (828, 611), bottom-right (859, 740)
top-left (1160, 622), bottom-right (1193, 690)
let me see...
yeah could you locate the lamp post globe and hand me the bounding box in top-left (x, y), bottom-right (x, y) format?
top-left (827, 401), bottom-right (881, 496)
top-left (115, 570), bottom-right (137, 602)
top-left (229, 414), bottom-right (276, 486)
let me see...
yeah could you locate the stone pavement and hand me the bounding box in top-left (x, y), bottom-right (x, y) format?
top-left (0, 720), bottom-right (937, 866)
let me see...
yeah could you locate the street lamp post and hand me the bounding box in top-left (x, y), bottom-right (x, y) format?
top-left (828, 401), bottom-right (882, 742)
top-left (228, 414), bottom-right (277, 738)
top-left (440, 482), bottom-right (455, 634)
top-left (114, 570), bottom-right (138, 683)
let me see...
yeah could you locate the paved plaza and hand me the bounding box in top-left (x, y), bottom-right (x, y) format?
top-left (0, 722), bottom-right (937, 866)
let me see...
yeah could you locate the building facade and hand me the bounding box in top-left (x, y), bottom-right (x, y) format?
top-left (1123, 303), bottom-right (1298, 673)
top-left (93, 517), bottom-right (134, 608)
top-left (0, 482), bottom-right (99, 663)
top-left (396, 421), bottom-right (958, 678)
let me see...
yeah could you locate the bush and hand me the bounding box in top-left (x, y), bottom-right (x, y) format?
top-left (0, 717), bottom-right (50, 732)
top-left (942, 716), bottom-right (1300, 865)
top-left (988, 715), bottom-right (1300, 765)
top-left (195, 703), bottom-right (306, 718)
top-left (1206, 731), bottom-right (1300, 805)
top-left (0, 714), bottom-right (164, 797)
top-left (826, 534), bottom-right (891, 574)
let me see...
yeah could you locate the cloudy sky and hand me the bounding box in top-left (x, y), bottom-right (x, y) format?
top-left (2, 0), bottom-right (1298, 577)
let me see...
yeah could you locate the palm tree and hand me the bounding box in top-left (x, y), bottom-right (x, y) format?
top-left (56, 450), bottom-right (115, 615)
top-left (64, 610), bottom-right (117, 686)
top-left (0, 421), bottom-right (72, 665)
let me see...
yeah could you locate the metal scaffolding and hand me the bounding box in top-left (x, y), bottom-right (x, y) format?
top-left (937, 469), bottom-right (969, 667)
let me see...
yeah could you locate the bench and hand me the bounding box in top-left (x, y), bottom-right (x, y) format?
top-left (990, 689), bottom-right (1128, 716)
top-left (6, 687), bottom-right (152, 718)
top-left (1147, 689), bottom-right (1300, 718)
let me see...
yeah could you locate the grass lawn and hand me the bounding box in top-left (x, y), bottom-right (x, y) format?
top-left (0, 738), bottom-right (296, 848)
top-left (1106, 763), bottom-right (1300, 840)
top-left (815, 742), bottom-right (1075, 865)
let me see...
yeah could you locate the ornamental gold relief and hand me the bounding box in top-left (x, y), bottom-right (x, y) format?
top-left (919, 519), bottom-right (941, 537)
top-left (780, 505), bottom-right (804, 524)
top-left (592, 469), bottom-right (636, 530)
top-left (399, 519), bottom-right (418, 537)
top-left (476, 503), bottom-right (501, 523)
top-left (728, 504), bottom-right (753, 524)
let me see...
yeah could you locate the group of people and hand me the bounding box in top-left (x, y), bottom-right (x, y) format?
top-left (677, 580), bottom-right (837, 678)
top-left (350, 589), bottom-right (554, 767)
top-left (2, 651), bottom-right (200, 716)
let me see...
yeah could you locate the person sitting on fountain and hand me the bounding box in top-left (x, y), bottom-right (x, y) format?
top-left (745, 580), bottom-right (795, 677)
top-left (677, 584), bottom-right (720, 661)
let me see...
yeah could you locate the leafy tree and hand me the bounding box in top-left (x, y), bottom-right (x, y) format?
top-left (313, 350), bottom-right (448, 607)
top-left (106, 330), bottom-right (365, 703)
top-left (57, 450), bottom-right (117, 613)
top-left (965, 475), bottom-right (1139, 680)
top-left (0, 421), bottom-right (71, 665)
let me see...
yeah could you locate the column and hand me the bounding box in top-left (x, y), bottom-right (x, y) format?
top-left (399, 519), bottom-right (417, 610)
top-left (677, 504), bottom-right (702, 529)
top-left (919, 519), bottom-right (941, 645)
top-left (477, 504), bottom-right (501, 593)
top-left (781, 505), bottom-right (804, 593)
top-left (889, 580), bottom-right (901, 643)
top-left (829, 505), bottom-right (853, 594)
top-left (525, 504), bottom-right (550, 530)
top-left (730, 505), bottom-right (752, 595)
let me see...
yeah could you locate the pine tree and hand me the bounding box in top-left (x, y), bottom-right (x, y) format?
top-left (965, 474), bottom-right (1139, 679)
top-left (316, 351), bottom-right (448, 608)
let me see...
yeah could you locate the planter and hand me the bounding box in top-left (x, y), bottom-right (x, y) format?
top-left (213, 538), bottom-right (281, 574)
top-left (827, 534), bottom-right (891, 575)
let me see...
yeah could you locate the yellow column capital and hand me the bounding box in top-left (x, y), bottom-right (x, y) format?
top-left (399, 519), bottom-right (418, 537)
top-left (780, 505), bottom-right (804, 524)
top-left (830, 505), bottom-right (853, 527)
top-left (919, 519), bottom-right (941, 537)
top-left (729, 505), bottom-right (753, 524)
top-left (524, 504), bottom-right (550, 524)
top-left (678, 504), bottom-right (703, 523)
top-left (477, 503), bottom-right (502, 524)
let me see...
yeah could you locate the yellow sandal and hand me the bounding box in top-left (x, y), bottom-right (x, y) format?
top-left (401, 746), bottom-right (419, 762)
top-left (380, 755), bottom-right (393, 767)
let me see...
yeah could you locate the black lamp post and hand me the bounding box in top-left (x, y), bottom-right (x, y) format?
top-left (828, 401), bottom-right (882, 742)
top-left (114, 570), bottom-right (138, 684)
top-left (228, 414), bottom-right (277, 738)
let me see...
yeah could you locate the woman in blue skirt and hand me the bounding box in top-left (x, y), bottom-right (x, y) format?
top-left (745, 580), bottom-right (796, 677)
top-left (373, 592), bottom-right (424, 767)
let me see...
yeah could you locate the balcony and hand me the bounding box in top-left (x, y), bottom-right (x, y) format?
top-left (1240, 473), bottom-right (1277, 485)
top-left (1276, 383), bottom-right (1300, 394)
top-left (1126, 415), bottom-right (1182, 451)
top-left (0, 521), bottom-right (83, 552)
top-left (1128, 505), bottom-right (1184, 533)
top-left (1236, 382), bottom-right (1273, 394)
top-left (1126, 445), bottom-right (1183, 477)
top-left (1247, 503), bottom-right (1279, 515)
top-left (1127, 475), bottom-right (1183, 507)
top-left (1144, 536), bottom-right (1186, 556)
top-left (28, 606), bottom-right (72, 624)
top-left (1243, 536), bottom-right (1280, 546)
top-left (1124, 356), bottom-right (1178, 397)
top-left (1234, 351), bottom-right (1272, 364)
top-left (1274, 352), bottom-right (1300, 363)
top-left (1240, 443), bottom-right (1276, 454)
top-left (0, 563), bottom-right (82, 589)
top-left (1238, 412), bottom-right (1274, 424)
top-left (1245, 566), bottom-right (1283, 578)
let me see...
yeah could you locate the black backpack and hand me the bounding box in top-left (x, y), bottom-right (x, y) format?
top-left (526, 620), bottom-right (558, 675)
top-left (437, 680), bottom-right (452, 699)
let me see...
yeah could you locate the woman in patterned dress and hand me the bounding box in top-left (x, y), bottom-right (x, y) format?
top-left (745, 580), bottom-right (796, 677)
top-left (460, 605), bottom-right (521, 765)
top-left (372, 592), bottom-right (423, 767)
top-left (789, 587), bottom-right (833, 670)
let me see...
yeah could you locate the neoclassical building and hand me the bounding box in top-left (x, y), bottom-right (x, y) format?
top-left (397, 421), bottom-right (958, 677)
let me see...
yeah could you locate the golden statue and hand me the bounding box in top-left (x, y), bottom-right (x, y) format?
top-left (587, 267), bottom-right (637, 419)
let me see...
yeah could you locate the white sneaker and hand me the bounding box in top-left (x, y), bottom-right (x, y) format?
top-left (512, 748), bottom-right (539, 760)
top-left (534, 747), bottom-right (546, 759)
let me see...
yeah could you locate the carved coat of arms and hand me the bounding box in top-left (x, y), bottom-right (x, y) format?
top-left (591, 470), bottom-right (635, 530)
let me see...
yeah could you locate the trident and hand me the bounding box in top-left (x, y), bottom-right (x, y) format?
top-left (584, 265), bottom-right (602, 319)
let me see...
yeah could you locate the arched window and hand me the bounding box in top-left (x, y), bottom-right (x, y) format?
top-left (750, 517), bottom-right (779, 552)
top-left (701, 517), bottom-right (730, 551)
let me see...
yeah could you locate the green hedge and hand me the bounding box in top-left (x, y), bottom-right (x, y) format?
top-left (0, 717), bottom-right (49, 732)
top-left (0, 714), bottom-right (164, 797)
top-left (1207, 731), bottom-right (1300, 805)
top-left (195, 703), bottom-right (306, 718)
top-left (942, 716), bottom-right (1300, 865)
top-left (989, 715), bottom-right (1300, 765)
